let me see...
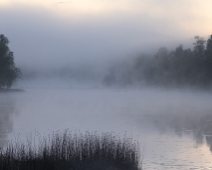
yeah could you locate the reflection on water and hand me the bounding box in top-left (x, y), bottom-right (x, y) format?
top-left (0, 94), bottom-right (18, 148)
top-left (143, 111), bottom-right (212, 154)
top-left (206, 135), bottom-right (212, 153)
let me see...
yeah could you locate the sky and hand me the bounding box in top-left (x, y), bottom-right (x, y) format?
top-left (0, 0), bottom-right (212, 71)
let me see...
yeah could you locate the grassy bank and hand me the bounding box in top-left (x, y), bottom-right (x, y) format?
top-left (0, 131), bottom-right (141, 170)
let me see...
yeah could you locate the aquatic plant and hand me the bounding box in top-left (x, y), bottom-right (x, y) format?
top-left (0, 131), bottom-right (141, 170)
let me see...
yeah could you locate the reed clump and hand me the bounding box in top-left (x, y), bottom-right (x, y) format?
top-left (0, 131), bottom-right (141, 170)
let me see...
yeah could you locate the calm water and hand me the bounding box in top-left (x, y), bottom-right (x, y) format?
top-left (1, 88), bottom-right (212, 169)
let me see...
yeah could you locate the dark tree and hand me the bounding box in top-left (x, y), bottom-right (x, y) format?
top-left (205, 35), bottom-right (212, 58)
top-left (205, 35), bottom-right (212, 82)
top-left (193, 36), bottom-right (205, 58)
top-left (0, 34), bottom-right (21, 89)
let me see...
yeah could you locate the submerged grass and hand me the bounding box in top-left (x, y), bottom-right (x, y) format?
top-left (0, 131), bottom-right (141, 170)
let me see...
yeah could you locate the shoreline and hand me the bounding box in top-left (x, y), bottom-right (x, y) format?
top-left (0, 88), bottom-right (24, 92)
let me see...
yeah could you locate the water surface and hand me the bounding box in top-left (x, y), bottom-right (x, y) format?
top-left (1, 88), bottom-right (212, 169)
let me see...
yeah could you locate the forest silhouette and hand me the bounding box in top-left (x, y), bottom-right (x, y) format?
top-left (103, 35), bottom-right (212, 88)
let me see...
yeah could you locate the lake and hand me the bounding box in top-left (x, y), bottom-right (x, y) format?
top-left (0, 87), bottom-right (212, 169)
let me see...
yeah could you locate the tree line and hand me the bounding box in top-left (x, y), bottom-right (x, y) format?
top-left (2, 33), bottom-right (212, 89)
top-left (103, 35), bottom-right (212, 88)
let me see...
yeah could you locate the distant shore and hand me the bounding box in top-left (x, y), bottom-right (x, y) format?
top-left (0, 88), bottom-right (24, 92)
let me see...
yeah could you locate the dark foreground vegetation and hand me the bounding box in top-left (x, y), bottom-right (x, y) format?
top-left (103, 35), bottom-right (212, 88)
top-left (0, 131), bottom-right (141, 170)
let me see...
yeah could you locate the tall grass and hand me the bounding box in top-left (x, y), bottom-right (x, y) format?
top-left (0, 131), bottom-right (141, 170)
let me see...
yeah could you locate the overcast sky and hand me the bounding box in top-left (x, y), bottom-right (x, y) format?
top-left (1, 0), bottom-right (212, 70)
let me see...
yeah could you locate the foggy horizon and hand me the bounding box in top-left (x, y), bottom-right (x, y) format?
top-left (1, 0), bottom-right (212, 74)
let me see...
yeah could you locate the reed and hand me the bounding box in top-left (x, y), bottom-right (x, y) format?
top-left (0, 131), bottom-right (141, 170)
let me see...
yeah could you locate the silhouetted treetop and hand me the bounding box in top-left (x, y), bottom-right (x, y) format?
top-left (0, 34), bottom-right (21, 89)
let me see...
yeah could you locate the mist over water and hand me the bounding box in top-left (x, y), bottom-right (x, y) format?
top-left (1, 79), bottom-right (212, 169)
top-left (0, 94), bottom-right (19, 148)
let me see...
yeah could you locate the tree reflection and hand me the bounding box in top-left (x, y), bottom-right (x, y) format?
top-left (143, 112), bottom-right (212, 151)
top-left (205, 136), bottom-right (212, 152)
top-left (0, 96), bottom-right (17, 149)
